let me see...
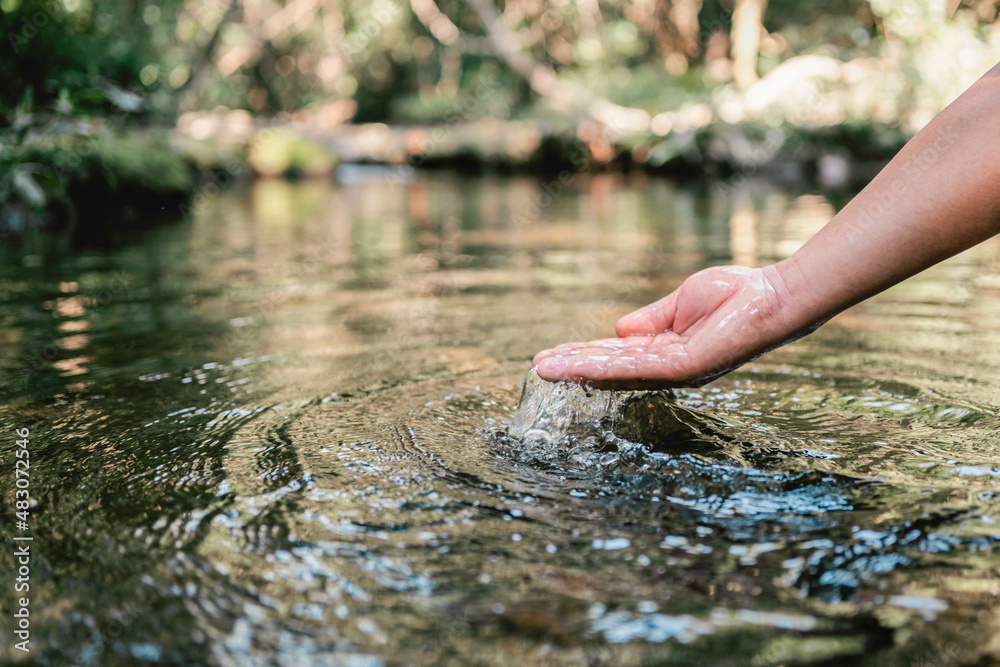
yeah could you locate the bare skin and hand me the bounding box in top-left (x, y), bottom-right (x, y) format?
top-left (533, 265), bottom-right (799, 388)
top-left (535, 62), bottom-right (1000, 388)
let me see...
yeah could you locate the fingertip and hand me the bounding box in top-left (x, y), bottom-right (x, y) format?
top-left (615, 308), bottom-right (659, 337)
top-left (617, 294), bottom-right (678, 336)
top-left (615, 310), bottom-right (643, 336)
top-left (535, 354), bottom-right (568, 380)
top-left (533, 346), bottom-right (570, 366)
top-left (614, 321), bottom-right (638, 338)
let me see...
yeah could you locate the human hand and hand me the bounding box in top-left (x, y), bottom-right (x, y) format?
top-left (533, 265), bottom-right (802, 388)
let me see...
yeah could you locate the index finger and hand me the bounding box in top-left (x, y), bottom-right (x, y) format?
top-left (615, 292), bottom-right (678, 337)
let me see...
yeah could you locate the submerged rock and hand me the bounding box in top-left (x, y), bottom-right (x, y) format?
top-left (506, 369), bottom-right (713, 466)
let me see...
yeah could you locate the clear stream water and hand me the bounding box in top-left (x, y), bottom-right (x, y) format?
top-left (1, 174), bottom-right (999, 666)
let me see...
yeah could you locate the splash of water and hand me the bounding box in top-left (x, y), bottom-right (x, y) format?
top-left (505, 368), bottom-right (712, 467)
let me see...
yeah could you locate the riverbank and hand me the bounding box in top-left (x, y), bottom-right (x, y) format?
top-left (5, 53), bottom-right (918, 245)
top-left (1, 120), bottom-right (193, 245)
top-left (2, 116), bottom-right (902, 244)
top-left (176, 107), bottom-right (902, 182)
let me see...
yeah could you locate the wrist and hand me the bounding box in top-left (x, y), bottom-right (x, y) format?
top-left (764, 258), bottom-right (829, 339)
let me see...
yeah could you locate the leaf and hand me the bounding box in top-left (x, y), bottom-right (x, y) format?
top-left (12, 168), bottom-right (46, 208)
top-left (93, 77), bottom-right (145, 113)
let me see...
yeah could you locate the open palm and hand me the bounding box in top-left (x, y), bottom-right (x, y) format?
top-left (533, 265), bottom-right (798, 388)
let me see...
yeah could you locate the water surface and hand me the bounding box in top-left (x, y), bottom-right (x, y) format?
top-left (1, 174), bottom-right (999, 665)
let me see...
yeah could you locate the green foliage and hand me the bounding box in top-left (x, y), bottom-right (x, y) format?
top-left (4, 0), bottom-right (1000, 129)
top-left (566, 63), bottom-right (702, 111)
top-left (0, 0), bottom-right (182, 123)
top-left (3, 0), bottom-right (1000, 174)
top-left (389, 62), bottom-right (524, 124)
top-left (247, 128), bottom-right (339, 177)
top-left (2, 128), bottom-right (193, 210)
top-left (91, 132), bottom-right (194, 193)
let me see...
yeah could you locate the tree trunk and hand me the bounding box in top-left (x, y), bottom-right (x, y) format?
top-left (730, 0), bottom-right (767, 89)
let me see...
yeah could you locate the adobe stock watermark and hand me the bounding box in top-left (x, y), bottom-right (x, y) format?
top-left (385, 70), bottom-right (504, 187)
top-left (6, 0), bottom-right (59, 54)
top-left (508, 103), bottom-right (640, 236)
top-left (342, 2), bottom-right (403, 56)
top-left (555, 244), bottom-right (677, 346)
top-left (855, 111), bottom-right (971, 229)
top-left (222, 232), bottom-right (367, 351)
top-left (177, 116), bottom-right (298, 227)
top-left (356, 275), bottom-right (462, 382)
top-left (12, 80), bottom-right (148, 202)
top-left (11, 427), bottom-right (32, 655)
top-left (11, 77), bottom-right (149, 213)
top-left (712, 133), bottom-right (784, 196)
top-left (9, 272), bottom-right (132, 395)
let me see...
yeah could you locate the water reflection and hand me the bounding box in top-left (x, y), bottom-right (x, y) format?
top-left (0, 174), bottom-right (998, 665)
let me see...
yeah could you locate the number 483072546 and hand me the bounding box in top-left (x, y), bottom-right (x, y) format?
top-left (14, 427), bottom-right (30, 527)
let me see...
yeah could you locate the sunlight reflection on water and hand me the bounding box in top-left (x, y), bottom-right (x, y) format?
top-left (1, 174), bottom-right (999, 665)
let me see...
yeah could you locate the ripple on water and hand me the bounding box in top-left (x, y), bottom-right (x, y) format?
top-left (29, 360), bottom-right (999, 665)
top-left (496, 363), bottom-right (999, 630)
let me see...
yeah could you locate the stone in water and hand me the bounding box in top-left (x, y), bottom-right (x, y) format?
top-left (508, 369), bottom-right (706, 459)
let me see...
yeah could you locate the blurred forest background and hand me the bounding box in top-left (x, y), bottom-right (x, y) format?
top-left (2, 0), bottom-right (1000, 229)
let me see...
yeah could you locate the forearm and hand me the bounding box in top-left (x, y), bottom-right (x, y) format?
top-left (534, 64), bottom-right (1000, 388)
top-left (774, 63), bottom-right (1000, 331)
